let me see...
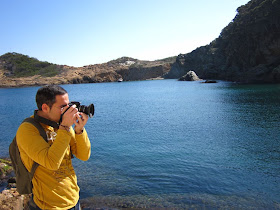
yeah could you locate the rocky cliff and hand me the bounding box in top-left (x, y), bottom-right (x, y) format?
top-left (1, 0), bottom-right (278, 86)
top-left (165, 0), bottom-right (280, 83)
top-left (0, 54), bottom-right (174, 88)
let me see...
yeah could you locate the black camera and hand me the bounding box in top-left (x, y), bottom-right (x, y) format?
top-left (69, 101), bottom-right (95, 118)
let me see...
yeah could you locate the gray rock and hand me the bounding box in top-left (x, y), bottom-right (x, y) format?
top-left (178, 71), bottom-right (200, 81)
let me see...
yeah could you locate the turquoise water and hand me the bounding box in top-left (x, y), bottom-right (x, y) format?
top-left (0, 80), bottom-right (280, 208)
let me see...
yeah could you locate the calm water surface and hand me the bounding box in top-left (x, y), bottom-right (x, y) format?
top-left (0, 80), bottom-right (280, 209)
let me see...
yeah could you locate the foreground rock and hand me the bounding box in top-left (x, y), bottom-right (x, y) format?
top-left (0, 188), bottom-right (30, 210)
top-left (0, 159), bottom-right (30, 210)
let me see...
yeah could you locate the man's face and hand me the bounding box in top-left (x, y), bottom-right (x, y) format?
top-left (47, 93), bottom-right (70, 123)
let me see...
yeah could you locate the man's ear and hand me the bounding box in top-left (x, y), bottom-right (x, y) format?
top-left (41, 103), bottom-right (50, 113)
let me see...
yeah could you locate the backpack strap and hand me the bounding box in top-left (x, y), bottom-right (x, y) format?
top-left (22, 117), bottom-right (48, 176)
top-left (23, 118), bottom-right (48, 142)
top-left (27, 115), bottom-right (74, 159)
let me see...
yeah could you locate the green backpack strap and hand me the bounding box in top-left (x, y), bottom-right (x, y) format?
top-left (23, 117), bottom-right (48, 176)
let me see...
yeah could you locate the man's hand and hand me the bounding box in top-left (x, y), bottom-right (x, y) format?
top-left (60, 105), bottom-right (78, 127)
top-left (74, 112), bottom-right (89, 134)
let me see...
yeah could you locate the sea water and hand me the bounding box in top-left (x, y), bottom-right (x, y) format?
top-left (0, 80), bottom-right (280, 208)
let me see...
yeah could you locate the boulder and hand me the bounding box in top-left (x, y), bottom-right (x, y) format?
top-left (178, 71), bottom-right (200, 81)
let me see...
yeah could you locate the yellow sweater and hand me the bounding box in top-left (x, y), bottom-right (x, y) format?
top-left (16, 117), bottom-right (91, 209)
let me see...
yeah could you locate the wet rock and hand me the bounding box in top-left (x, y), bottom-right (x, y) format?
top-left (8, 177), bottom-right (16, 183)
top-left (204, 80), bottom-right (217, 83)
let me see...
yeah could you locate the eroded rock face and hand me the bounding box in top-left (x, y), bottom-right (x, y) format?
top-left (117, 64), bottom-right (171, 81)
top-left (178, 71), bottom-right (200, 81)
top-left (0, 56), bottom-right (174, 88)
top-left (165, 0), bottom-right (280, 83)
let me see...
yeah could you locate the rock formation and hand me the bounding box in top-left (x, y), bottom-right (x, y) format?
top-left (165, 0), bottom-right (280, 83)
top-left (178, 71), bottom-right (200, 81)
top-left (0, 55), bottom-right (175, 87)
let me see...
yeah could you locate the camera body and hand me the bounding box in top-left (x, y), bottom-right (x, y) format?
top-left (69, 101), bottom-right (95, 118)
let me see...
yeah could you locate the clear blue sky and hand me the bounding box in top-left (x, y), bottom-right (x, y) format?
top-left (0, 0), bottom-right (249, 67)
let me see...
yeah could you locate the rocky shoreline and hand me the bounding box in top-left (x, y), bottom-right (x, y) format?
top-left (0, 56), bottom-right (174, 89)
top-left (1, 158), bottom-right (279, 209)
top-left (0, 158), bottom-right (31, 210)
top-left (0, 158), bottom-right (134, 210)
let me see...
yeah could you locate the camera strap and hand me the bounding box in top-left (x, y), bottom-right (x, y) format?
top-left (34, 110), bottom-right (59, 129)
top-left (59, 106), bottom-right (72, 124)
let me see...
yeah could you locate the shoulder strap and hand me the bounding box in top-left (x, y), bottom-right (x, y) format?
top-left (22, 117), bottom-right (48, 176)
top-left (23, 117), bottom-right (48, 142)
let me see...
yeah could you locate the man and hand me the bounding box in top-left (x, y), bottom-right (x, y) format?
top-left (16, 85), bottom-right (91, 209)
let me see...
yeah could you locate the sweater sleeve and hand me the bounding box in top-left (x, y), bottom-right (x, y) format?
top-left (16, 122), bottom-right (71, 171)
top-left (70, 128), bottom-right (91, 161)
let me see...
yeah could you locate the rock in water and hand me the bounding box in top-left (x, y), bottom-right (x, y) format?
top-left (179, 71), bottom-right (200, 81)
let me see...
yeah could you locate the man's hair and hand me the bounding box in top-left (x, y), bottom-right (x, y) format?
top-left (36, 85), bottom-right (67, 110)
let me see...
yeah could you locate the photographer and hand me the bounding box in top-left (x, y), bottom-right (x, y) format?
top-left (16, 85), bottom-right (91, 209)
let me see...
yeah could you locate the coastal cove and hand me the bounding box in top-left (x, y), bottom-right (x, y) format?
top-left (0, 79), bottom-right (280, 209)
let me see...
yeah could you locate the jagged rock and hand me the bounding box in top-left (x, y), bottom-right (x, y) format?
top-left (117, 63), bottom-right (171, 81)
top-left (178, 71), bottom-right (200, 81)
top-left (0, 188), bottom-right (30, 210)
top-left (165, 0), bottom-right (280, 84)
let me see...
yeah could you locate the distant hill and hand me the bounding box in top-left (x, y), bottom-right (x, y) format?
top-left (165, 0), bottom-right (280, 83)
top-left (0, 53), bottom-right (175, 87)
top-left (0, 52), bottom-right (63, 77)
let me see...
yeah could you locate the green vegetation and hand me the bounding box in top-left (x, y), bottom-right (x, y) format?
top-left (0, 52), bottom-right (62, 77)
top-left (0, 158), bottom-right (13, 177)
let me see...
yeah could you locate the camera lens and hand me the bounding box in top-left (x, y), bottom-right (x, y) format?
top-left (86, 104), bottom-right (94, 118)
top-left (69, 101), bottom-right (94, 118)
